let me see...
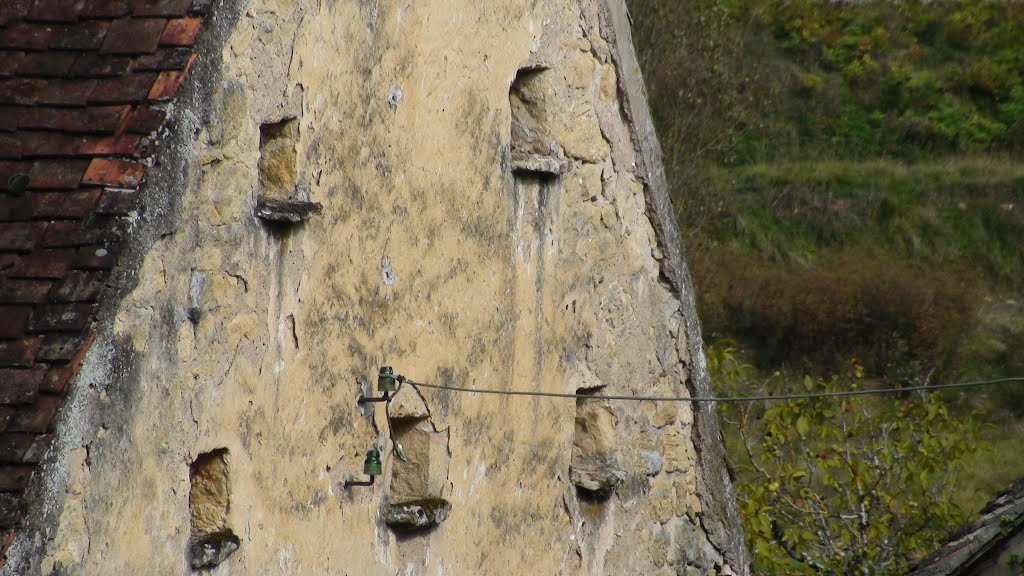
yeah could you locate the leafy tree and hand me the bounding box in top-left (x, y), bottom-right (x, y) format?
top-left (708, 342), bottom-right (984, 575)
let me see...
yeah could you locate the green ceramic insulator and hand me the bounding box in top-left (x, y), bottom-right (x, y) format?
top-left (378, 366), bottom-right (397, 392)
top-left (363, 449), bottom-right (383, 476)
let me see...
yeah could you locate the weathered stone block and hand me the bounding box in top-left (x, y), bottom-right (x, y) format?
top-left (648, 473), bottom-right (675, 524)
top-left (663, 425), bottom-right (694, 474)
top-left (570, 453), bottom-right (625, 496)
top-left (389, 388), bottom-right (429, 421)
top-left (558, 105), bottom-right (609, 163)
top-left (390, 427), bottom-right (449, 500)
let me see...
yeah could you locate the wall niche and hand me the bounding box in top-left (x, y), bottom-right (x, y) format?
top-left (382, 391), bottom-right (452, 533)
top-left (509, 66), bottom-right (569, 177)
top-left (253, 117), bottom-right (321, 225)
top-left (570, 395), bottom-right (624, 501)
top-left (188, 449), bottom-right (240, 570)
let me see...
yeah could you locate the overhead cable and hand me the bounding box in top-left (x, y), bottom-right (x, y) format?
top-left (398, 376), bottom-right (1024, 403)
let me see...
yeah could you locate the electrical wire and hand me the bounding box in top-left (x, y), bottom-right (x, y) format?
top-left (397, 376), bottom-right (1024, 403)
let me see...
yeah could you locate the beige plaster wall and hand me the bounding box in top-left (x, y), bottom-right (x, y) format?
top-left (6, 1), bottom-right (743, 574)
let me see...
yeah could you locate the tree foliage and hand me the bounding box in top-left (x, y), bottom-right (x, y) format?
top-left (708, 342), bottom-right (984, 575)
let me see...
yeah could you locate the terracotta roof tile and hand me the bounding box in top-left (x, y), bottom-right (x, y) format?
top-left (13, 51), bottom-right (77, 77)
top-left (21, 433), bottom-right (52, 462)
top-left (6, 395), bottom-right (60, 433)
top-left (0, 337), bottom-right (42, 368)
top-left (99, 18), bottom-right (166, 54)
top-left (70, 53), bottom-right (132, 78)
top-left (27, 0), bottom-right (88, 23)
top-left (34, 189), bottom-right (101, 219)
top-left (148, 53), bottom-right (195, 100)
top-left (0, 196), bottom-right (37, 221)
top-left (133, 0), bottom-right (193, 18)
top-left (0, 78), bottom-right (47, 105)
top-left (19, 105), bottom-right (130, 134)
top-left (96, 188), bottom-right (138, 214)
top-left (132, 46), bottom-right (193, 71)
top-left (0, 307), bottom-right (32, 337)
top-left (0, 161), bottom-right (32, 182)
top-left (160, 16), bottom-right (202, 46)
top-left (0, 495), bottom-right (21, 526)
top-left (73, 244), bottom-right (118, 269)
top-left (6, 249), bottom-right (73, 279)
top-left (0, 23), bottom-right (53, 51)
top-left (0, 409), bottom-right (13, 432)
top-left (82, 157), bottom-right (144, 186)
top-left (38, 79), bottom-right (97, 106)
top-left (40, 221), bottom-right (99, 247)
top-left (49, 270), bottom-right (105, 302)
top-left (0, 111), bottom-right (16, 132)
top-left (40, 364), bottom-right (76, 394)
top-left (0, 222), bottom-right (45, 252)
top-left (88, 72), bottom-right (156, 103)
top-left (124, 105), bottom-right (166, 133)
top-left (26, 159), bottom-right (89, 189)
top-left (0, 465), bottom-right (34, 490)
top-left (80, 0), bottom-right (131, 18)
top-left (0, 135), bottom-right (21, 159)
top-left (0, 53), bottom-right (27, 78)
top-left (0, 367), bottom-right (45, 404)
top-left (0, 434), bottom-right (35, 462)
top-left (48, 21), bottom-right (110, 51)
top-left (36, 332), bottom-right (90, 362)
top-left (29, 303), bottom-right (93, 332)
top-left (0, 281), bottom-right (52, 304)
top-left (0, 2), bottom-right (33, 27)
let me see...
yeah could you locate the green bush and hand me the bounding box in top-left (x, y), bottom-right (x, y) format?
top-left (711, 344), bottom-right (983, 575)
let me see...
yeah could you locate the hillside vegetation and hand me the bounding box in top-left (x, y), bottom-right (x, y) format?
top-left (629, 0), bottom-right (1024, 383)
top-left (627, 0), bottom-right (1024, 568)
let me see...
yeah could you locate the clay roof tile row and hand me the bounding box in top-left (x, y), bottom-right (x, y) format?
top-left (0, 0), bottom-right (211, 564)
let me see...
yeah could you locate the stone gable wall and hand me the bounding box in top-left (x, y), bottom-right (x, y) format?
top-left (3, 1), bottom-right (746, 574)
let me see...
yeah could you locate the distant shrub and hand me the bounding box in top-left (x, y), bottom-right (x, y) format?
top-left (693, 245), bottom-right (976, 380)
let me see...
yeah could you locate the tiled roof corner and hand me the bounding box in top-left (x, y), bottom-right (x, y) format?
top-left (0, 0), bottom-right (212, 565)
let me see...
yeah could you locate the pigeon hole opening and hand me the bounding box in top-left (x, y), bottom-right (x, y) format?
top-left (570, 389), bottom-right (623, 503)
top-left (188, 449), bottom-right (240, 570)
top-left (257, 117), bottom-right (299, 199)
top-left (509, 66), bottom-right (568, 177)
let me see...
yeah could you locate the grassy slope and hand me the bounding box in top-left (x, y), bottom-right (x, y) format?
top-left (628, 0), bottom-right (1024, 525)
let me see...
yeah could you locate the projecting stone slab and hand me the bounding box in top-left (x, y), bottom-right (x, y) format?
top-left (510, 152), bottom-right (570, 176)
top-left (382, 498), bottom-right (452, 531)
top-left (189, 529), bottom-right (240, 569)
top-left (253, 196), bottom-right (323, 224)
